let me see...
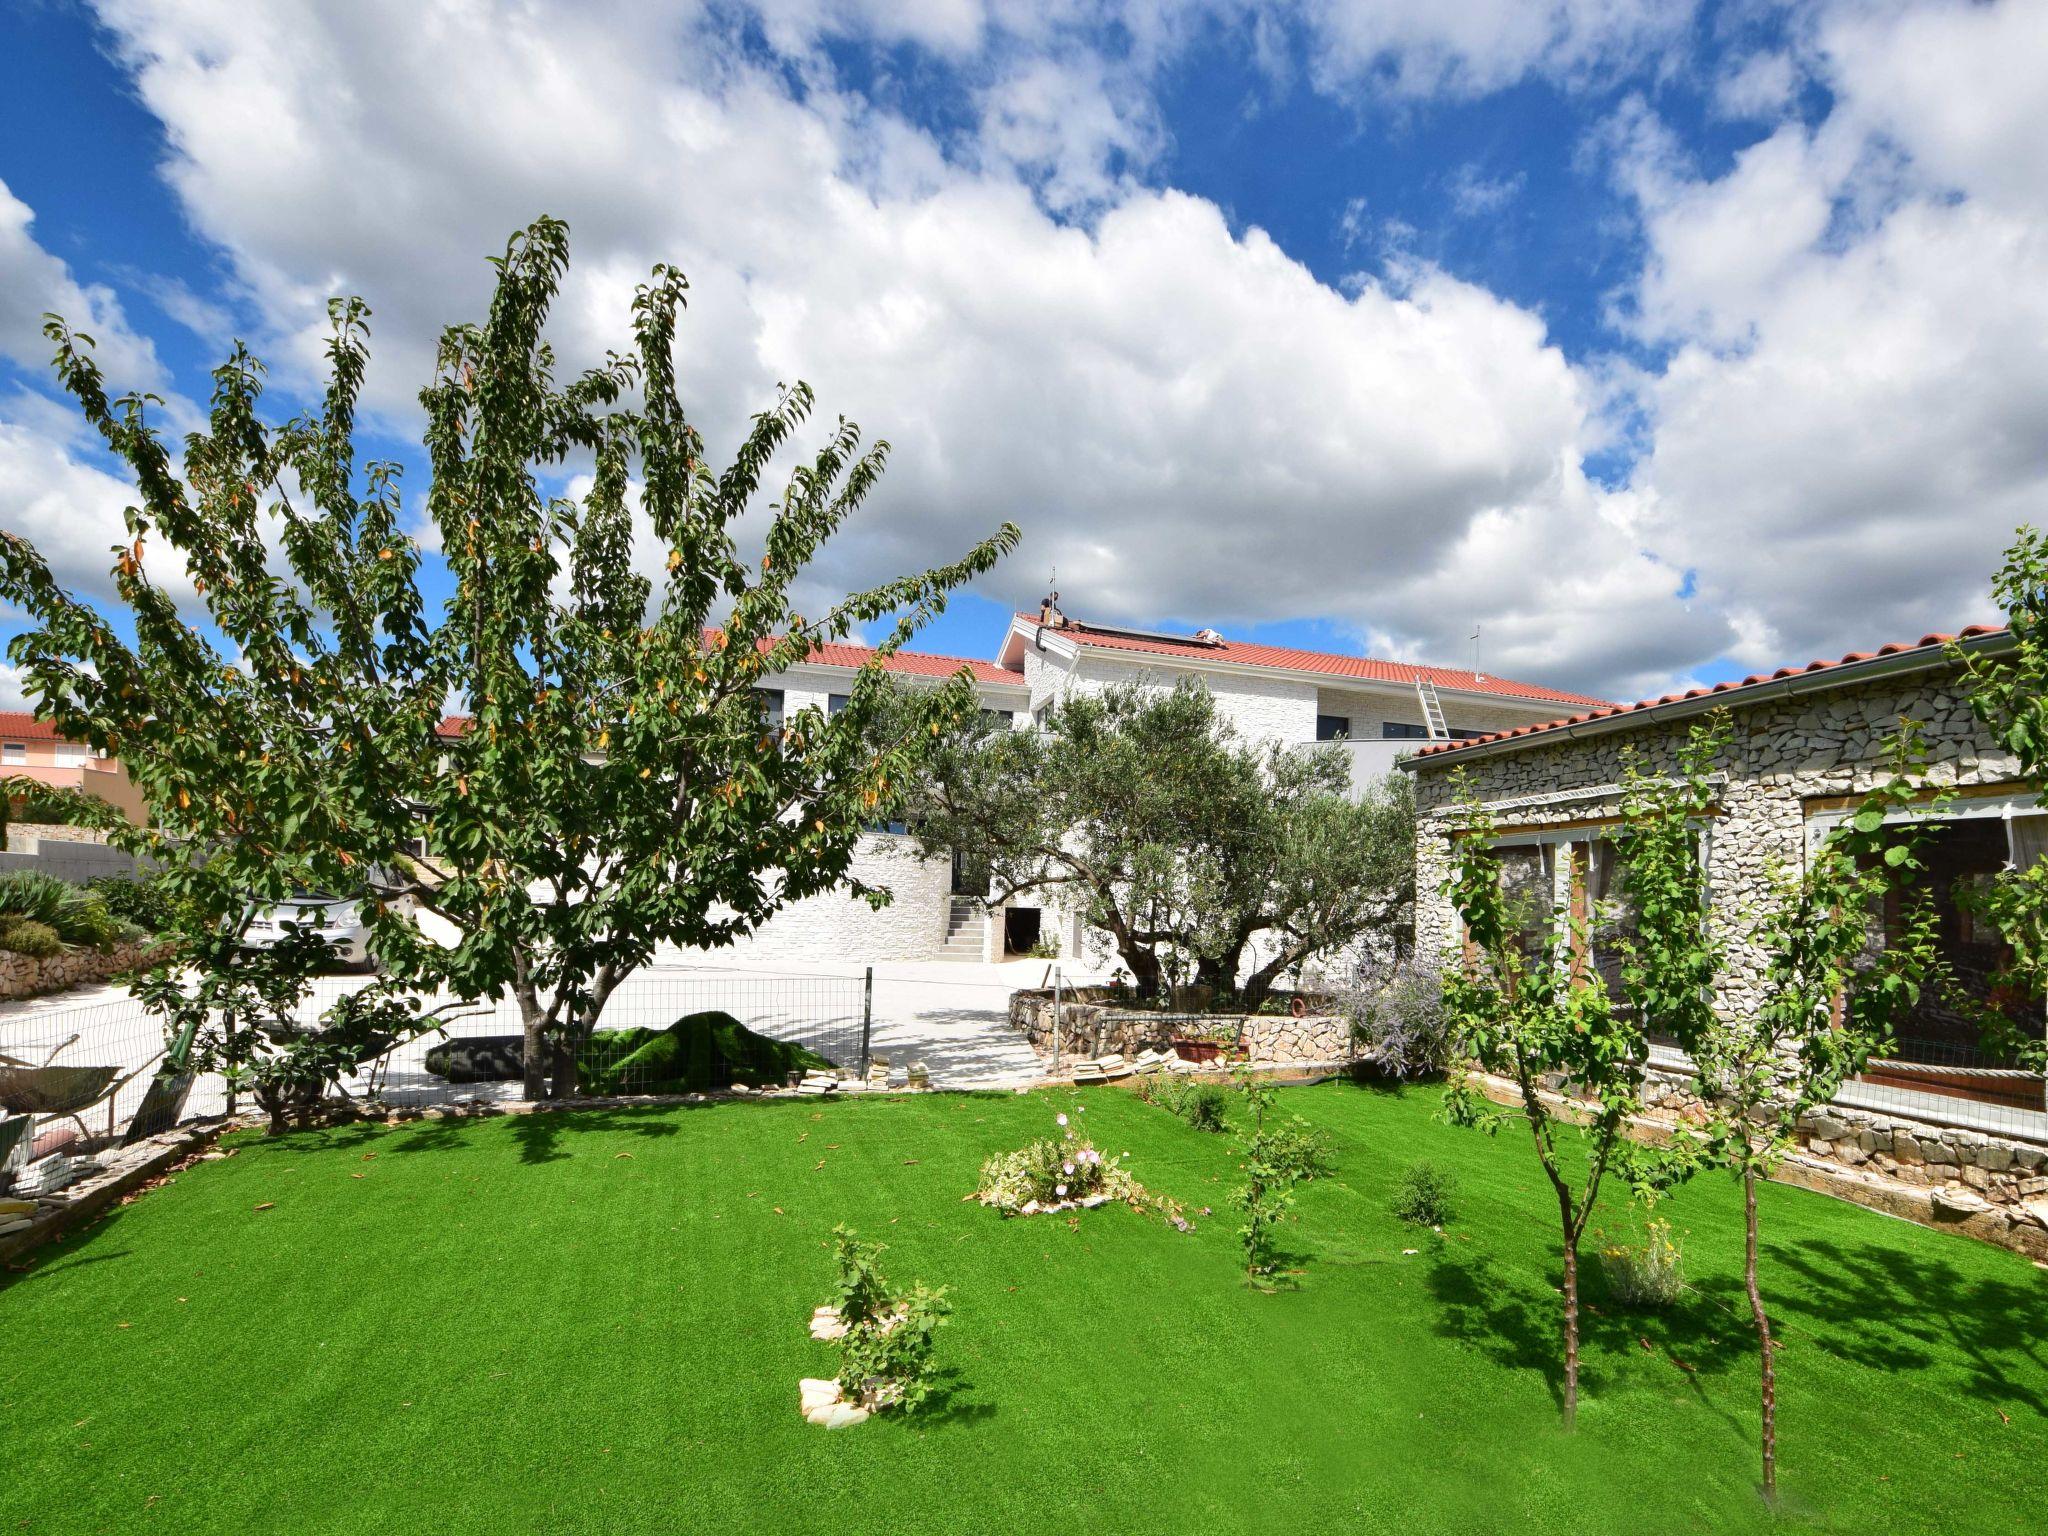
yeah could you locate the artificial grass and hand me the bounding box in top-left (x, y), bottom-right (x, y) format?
top-left (0, 1083), bottom-right (2042, 1535)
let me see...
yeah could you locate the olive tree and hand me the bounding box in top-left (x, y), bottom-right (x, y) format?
top-left (2, 217), bottom-right (1017, 1105)
top-left (901, 680), bottom-right (1411, 1001)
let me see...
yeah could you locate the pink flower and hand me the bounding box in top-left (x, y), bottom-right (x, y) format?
top-left (1056, 1184), bottom-right (1068, 1197)
top-left (1056, 1113), bottom-right (1068, 1127)
top-left (1062, 1160), bottom-right (1075, 1175)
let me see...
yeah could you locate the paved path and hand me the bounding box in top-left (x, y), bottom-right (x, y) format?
top-left (0, 955), bottom-right (1094, 1139)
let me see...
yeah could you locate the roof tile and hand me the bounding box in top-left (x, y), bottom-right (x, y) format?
top-left (1026, 617), bottom-right (1610, 709)
top-left (1410, 624), bottom-right (2006, 764)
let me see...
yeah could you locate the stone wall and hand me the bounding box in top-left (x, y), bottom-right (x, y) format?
top-left (0, 936), bottom-right (172, 1001)
top-left (3, 822), bottom-right (111, 847)
top-left (1008, 988), bottom-right (1351, 1066)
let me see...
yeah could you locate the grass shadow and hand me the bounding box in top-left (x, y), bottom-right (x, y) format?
top-left (909, 1366), bottom-right (995, 1429)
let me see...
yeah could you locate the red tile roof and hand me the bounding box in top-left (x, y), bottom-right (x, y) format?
top-left (0, 711), bottom-right (72, 743)
top-left (1023, 617), bottom-right (1611, 708)
top-left (788, 641), bottom-right (1020, 685)
top-left (435, 639), bottom-right (1023, 736)
top-left (1408, 625), bottom-right (2009, 765)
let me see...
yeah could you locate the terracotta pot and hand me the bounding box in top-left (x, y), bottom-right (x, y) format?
top-left (1171, 1038), bottom-right (1221, 1063)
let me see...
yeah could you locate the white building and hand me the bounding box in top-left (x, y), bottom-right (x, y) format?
top-left (721, 611), bottom-right (1608, 967)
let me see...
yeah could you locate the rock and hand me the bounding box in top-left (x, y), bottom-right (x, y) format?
top-left (819, 1403), bottom-right (870, 1429)
top-left (1931, 1186), bottom-right (1990, 1219)
top-left (799, 1377), bottom-right (842, 1410)
top-left (1978, 1144), bottom-right (2014, 1173)
top-left (1811, 1115), bottom-right (1849, 1143)
top-left (1893, 1132), bottom-right (1924, 1165)
top-left (0, 1217), bottom-right (31, 1236)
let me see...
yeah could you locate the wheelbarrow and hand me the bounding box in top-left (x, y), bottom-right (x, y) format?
top-left (0, 1033), bottom-right (160, 1148)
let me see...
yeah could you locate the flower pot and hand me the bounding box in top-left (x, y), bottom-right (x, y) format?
top-left (1171, 1038), bottom-right (1221, 1063)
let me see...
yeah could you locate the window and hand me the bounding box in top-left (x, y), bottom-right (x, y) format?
top-left (828, 693), bottom-right (851, 717)
top-left (981, 708), bottom-right (1015, 728)
top-left (0, 742), bottom-right (23, 765)
top-left (754, 689), bottom-right (785, 736)
top-left (1316, 714), bottom-right (1350, 741)
top-left (51, 744), bottom-right (87, 769)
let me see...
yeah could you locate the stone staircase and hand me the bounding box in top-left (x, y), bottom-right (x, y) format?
top-left (939, 896), bottom-right (985, 961)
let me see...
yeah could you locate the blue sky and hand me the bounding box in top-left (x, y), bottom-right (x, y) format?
top-left (2, 1), bottom-right (2043, 705)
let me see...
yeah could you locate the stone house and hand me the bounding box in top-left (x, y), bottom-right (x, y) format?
top-left (1403, 623), bottom-right (2048, 1257)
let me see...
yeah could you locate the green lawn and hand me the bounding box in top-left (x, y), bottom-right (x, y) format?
top-left (3, 1082), bottom-right (2044, 1535)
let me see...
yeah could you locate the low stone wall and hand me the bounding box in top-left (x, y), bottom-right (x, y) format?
top-left (3, 822), bottom-right (112, 848)
top-left (1008, 989), bottom-right (1351, 1066)
top-left (0, 936), bottom-right (171, 1001)
top-left (1516, 1064), bottom-right (2048, 1261)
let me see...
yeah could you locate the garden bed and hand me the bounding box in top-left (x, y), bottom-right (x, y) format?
top-left (1008, 988), bottom-right (1349, 1066)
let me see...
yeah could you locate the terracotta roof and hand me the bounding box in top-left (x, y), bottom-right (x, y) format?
top-left (783, 640), bottom-right (1021, 686)
top-left (0, 712), bottom-right (72, 743)
top-left (1021, 617), bottom-right (1610, 709)
top-left (1407, 625), bottom-right (2009, 766)
top-left (435, 639), bottom-right (1024, 736)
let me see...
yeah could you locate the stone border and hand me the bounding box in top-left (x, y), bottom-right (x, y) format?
top-left (0, 1118), bottom-right (228, 1266)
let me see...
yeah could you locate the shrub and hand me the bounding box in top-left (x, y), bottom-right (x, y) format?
top-left (0, 872), bottom-right (118, 952)
top-left (1343, 959), bottom-right (1452, 1080)
top-left (85, 873), bottom-right (179, 937)
top-left (826, 1226), bottom-right (950, 1413)
top-left (1391, 1160), bottom-right (1456, 1227)
top-left (1598, 1218), bottom-right (1686, 1309)
top-left (0, 918), bottom-right (63, 959)
top-left (1139, 1073), bottom-right (1229, 1132)
top-left (1258, 1116), bottom-right (1336, 1184)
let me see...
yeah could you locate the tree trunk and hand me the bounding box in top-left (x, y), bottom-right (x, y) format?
top-left (519, 1005), bottom-right (548, 1101)
top-left (1558, 1187), bottom-right (1581, 1430)
top-left (1745, 1169), bottom-right (1777, 1502)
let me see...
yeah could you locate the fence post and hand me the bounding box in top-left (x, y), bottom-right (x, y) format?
top-left (223, 1006), bottom-right (237, 1119)
top-left (1052, 965), bottom-right (1062, 1077)
top-left (859, 966), bottom-right (874, 1078)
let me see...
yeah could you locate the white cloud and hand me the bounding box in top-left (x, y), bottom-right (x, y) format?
top-left (1605, 0), bottom-right (2048, 668)
top-left (1445, 164), bottom-right (1527, 217)
top-left (52, 0), bottom-right (1725, 700)
top-left (1298, 0), bottom-right (1696, 100)
top-left (0, 178), bottom-right (166, 389)
top-left (0, 661), bottom-right (33, 712)
top-left (19, 0), bottom-right (2044, 704)
top-left (1712, 50), bottom-right (1799, 121)
top-left (0, 421), bottom-right (148, 606)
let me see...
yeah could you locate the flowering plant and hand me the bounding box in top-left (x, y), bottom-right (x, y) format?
top-left (974, 1109), bottom-right (1191, 1229)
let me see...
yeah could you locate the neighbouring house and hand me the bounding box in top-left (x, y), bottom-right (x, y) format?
top-left (1404, 623), bottom-right (2048, 1258)
top-left (0, 710), bottom-right (149, 834)
top-left (731, 610), bottom-right (1605, 967)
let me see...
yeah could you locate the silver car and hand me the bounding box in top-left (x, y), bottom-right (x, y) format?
top-left (240, 892), bottom-right (378, 972)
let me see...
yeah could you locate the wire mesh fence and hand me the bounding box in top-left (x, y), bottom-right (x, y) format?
top-left (0, 968), bottom-right (872, 1160)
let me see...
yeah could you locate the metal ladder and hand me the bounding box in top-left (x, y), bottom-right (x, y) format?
top-left (1415, 677), bottom-right (1450, 740)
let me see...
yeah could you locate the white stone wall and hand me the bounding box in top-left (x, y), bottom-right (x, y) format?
top-left (690, 831), bottom-right (958, 965)
top-left (1051, 654), bottom-right (1318, 745)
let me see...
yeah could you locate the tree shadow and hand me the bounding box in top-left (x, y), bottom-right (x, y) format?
top-left (1426, 1242), bottom-right (1753, 1419)
top-left (1762, 1233), bottom-right (2048, 1415)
